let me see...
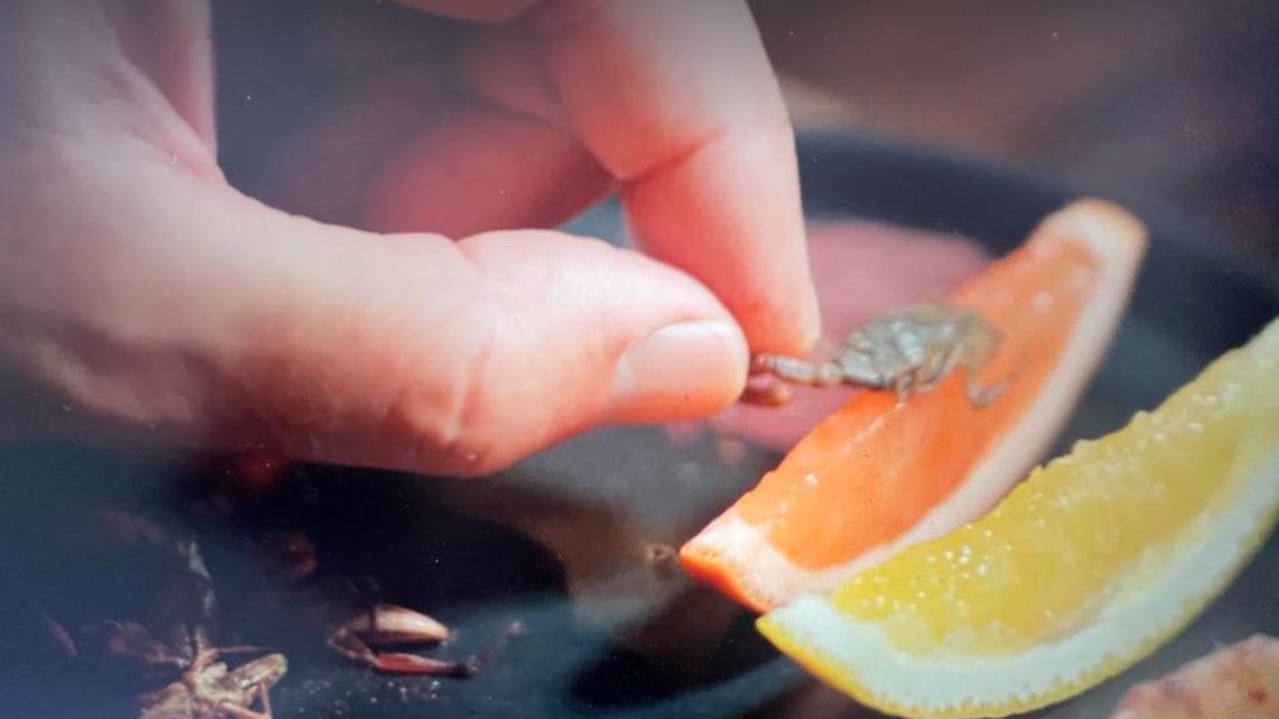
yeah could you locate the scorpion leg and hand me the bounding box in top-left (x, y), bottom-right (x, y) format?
top-left (259, 685), bottom-right (273, 719)
top-left (741, 354), bottom-right (848, 407)
top-left (218, 699), bottom-right (273, 719)
top-left (228, 680), bottom-right (275, 719)
top-left (962, 366), bottom-right (1009, 409)
top-left (751, 354), bottom-right (847, 387)
top-left (955, 322), bottom-right (1007, 408)
top-left (892, 371), bottom-right (919, 406)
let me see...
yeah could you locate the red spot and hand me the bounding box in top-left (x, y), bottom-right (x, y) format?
top-left (233, 453), bottom-right (289, 491)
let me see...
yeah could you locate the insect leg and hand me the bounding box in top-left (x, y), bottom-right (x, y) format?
top-left (920, 342), bottom-right (963, 393)
top-left (751, 354), bottom-right (846, 387)
top-left (954, 327), bottom-right (1008, 408)
top-left (216, 659), bottom-right (283, 719)
top-left (892, 370), bottom-right (918, 406)
top-left (217, 698), bottom-right (273, 719)
top-left (962, 366), bottom-right (1009, 408)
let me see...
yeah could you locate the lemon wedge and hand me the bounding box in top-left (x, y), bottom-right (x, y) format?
top-left (757, 315), bottom-right (1279, 718)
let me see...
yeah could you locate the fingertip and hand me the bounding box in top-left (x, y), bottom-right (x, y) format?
top-left (603, 318), bottom-right (749, 424)
top-left (386, 228), bottom-right (753, 471)
top-left (616, 127), bottom-right (820, 358)
top-left (796, 273), bottom-right (824, 350)
top-left (745, 257), bottom-right (823, 356)
top-left (202, 202), bottom-right (755, 476)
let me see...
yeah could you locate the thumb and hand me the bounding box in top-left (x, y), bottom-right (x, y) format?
top-left (225, 194), bottom-right (751, 476)
top-left (4, 160), bottom-right (747, 477)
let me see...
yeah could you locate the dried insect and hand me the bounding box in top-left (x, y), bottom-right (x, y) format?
top-left (184, 456), bottom-right (478, 679)
top-left (747, 303), bottom-right (1007, 407)
top-left (236, 534), bottom-right (475, 677)
top-left (325, 603), bottom-right (476, 677)
top-left (137, 649), bottom-right (286, 719)
top-left (35, 510), bottom-right (289, 719)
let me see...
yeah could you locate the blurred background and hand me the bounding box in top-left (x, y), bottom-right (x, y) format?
top-left (752, 0), bottom-right (1279, 260)
top-left (215, 0), bottom-right (1279, 261)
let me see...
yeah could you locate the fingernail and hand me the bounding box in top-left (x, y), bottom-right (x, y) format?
top-left (605, 320), bottom-right (748, 423)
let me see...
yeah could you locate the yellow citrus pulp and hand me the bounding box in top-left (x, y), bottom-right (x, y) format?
top-left (757, 314), bottom-right (1279, 718)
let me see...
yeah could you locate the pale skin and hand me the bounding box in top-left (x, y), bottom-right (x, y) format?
top-left (0, 0), bottom-right (821, 477)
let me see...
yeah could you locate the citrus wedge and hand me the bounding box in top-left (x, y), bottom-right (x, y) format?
top-left (680, 199), bottom-right (1147, 612)
top-left (758, 315), bottom-right (1279, 718)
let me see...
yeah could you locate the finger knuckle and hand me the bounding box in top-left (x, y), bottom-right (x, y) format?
top-left (384, 324), bottom-right (513, 477)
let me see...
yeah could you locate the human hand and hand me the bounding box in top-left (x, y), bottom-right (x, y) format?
top-left (0, 1), bottom-right (818, 476)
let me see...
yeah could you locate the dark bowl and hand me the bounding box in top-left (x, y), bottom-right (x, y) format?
top-left (0, 132), bottom-right (1275, 719)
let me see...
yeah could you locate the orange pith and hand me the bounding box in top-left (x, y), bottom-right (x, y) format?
top-left (731, 236), bottom-right (1096, 569)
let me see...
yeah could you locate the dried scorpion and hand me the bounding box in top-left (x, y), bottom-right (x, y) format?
top-left (746, 302), bottom-right (1008, 407)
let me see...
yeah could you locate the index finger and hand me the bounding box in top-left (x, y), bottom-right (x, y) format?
top-left (530, 0), bottom-right (820, 355)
